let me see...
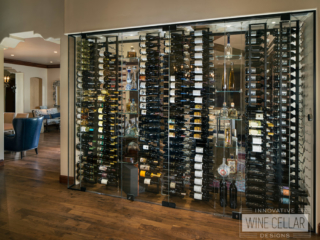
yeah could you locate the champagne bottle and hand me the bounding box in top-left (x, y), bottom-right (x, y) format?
top-left (228, 62), bottom-right (235, 90)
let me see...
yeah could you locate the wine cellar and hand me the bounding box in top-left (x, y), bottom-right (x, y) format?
top-left (68, 11), bottom-right (315, 229)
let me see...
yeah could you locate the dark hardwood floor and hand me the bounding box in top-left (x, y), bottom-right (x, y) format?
top-left (0, 131), bottom-right (319, 240)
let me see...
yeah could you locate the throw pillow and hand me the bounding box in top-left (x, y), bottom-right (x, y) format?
top-left (51, 113), bottom-right (60, 118)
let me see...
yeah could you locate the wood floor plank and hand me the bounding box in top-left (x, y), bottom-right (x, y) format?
top-left (1, 130), bottom-right (319, 240)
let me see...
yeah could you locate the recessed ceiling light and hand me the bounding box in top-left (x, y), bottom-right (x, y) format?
top-left (226, 25), bottom-right (231, 27)
top-left (50, 61), bottom-right (53, 63)
top-left (272, 21), bottom-right (276, 24)
top-left (11, 54), bottom-right (14, 56)
top-left (54, 51), bottom-right (58, 53)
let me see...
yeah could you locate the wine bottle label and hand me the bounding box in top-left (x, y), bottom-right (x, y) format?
top-left (77, 114), bottom-right (81, 119)
top-left (281, 189), bottom-right (290, 196)
top-left (78, 83), bottom-right (83, 88)
top-left (165, 47), bottom-right (170, 53)
top-left (196, 147), bottom-right (203, 153)
top-left (195, 170), bottom-right (203, 177)
top-left (256, 113), bottom-right (263, 120)
top-left (140, 165), bottom-right (150, 171)
top-left (143, 145), bottom-right (149, 150)
top-left (165, 40), bottom-right (170, 46)
top-left (98, 64), bottom-right (104, 70)
top-left (194, 163), bottom-right (203, 170)
top-left (194, 46), bottom-right (203, 51)
top-left (194, 61), bottom-right (203, 68)
top-left (249, 129), bottom-right (262, 135)
top-left (140, 62), bottom-right (146, 68)
top-left (194, 185), bottom-right (202, 193)
top-left (194, 112), bottom-right (201, 117)
top-left (194, 68), bottom-right (203, 74)
top-left (99, 165), bottom-right (108, 171)
top-left (252, 137), bottom-right (262, 144)
top-left (141, 110), bottom-right (147, 115)
top-left (252, 145), bottom-right (262, 152)
top-left (99, 70), bottom-right (104, 76)
top-left (194, 193), bottom-right (202, 200)
top-left (77, 77), bottom-right (83, 83)
top-left (281, 197), bottom-right (290, 204)
top-left (98, 58), bottom-right (104, 63)
top-left (80, 127), bottom-right (88, 132)
top-left (169, 125), bottom-right (175, 130)
top-left (144, 178), bottom-right (151, 185)
top-left (194, 75), bottom-right (203, 81)
top-left (194, 53), bottom-right (202, 59)
top-left (98, 121), bottom-right (104, 127)
top-left (169, 132), bottom-right (175, 138)
top-left (140, 82), bottom-right (146, 88)
top-left (195, 97), bottom-right (202, 103)
top-left (170, 90), bottom-right (176, 96)
top-left (170, 182), bottom-right (176, 189)
top-left (140, 171), bottom-right (146, 177)
top-left (101, 179), bottom-right (108, 185)
top-left (194, 119), bottom-right (201, 124)
top-left (170, 83), bottom-right (176, 88)
top-left (194, 105), bottom-right (202, 109)
top-left (141, 56), bottom-right (147, 61)
top-left (140, 43), bottom-right (146, 48)
top-left (98, 127), bottom-right (104, 133)
top-left (195, 154), bottom-right (203, 163)
top-left (170, 76), bottom-right (175, 81)
top-left (194, 30), bottom-right (203, 36)
top-left (194, 127), bottom-right (201, 132)
top-left (140, 96), bottom-right (146, 102)
top-left (193, 90), bottom-right (201, 96)
top-left (139, 103), bottom-right (146, 109)
top-left (170, 97), bottom-right (175, 103)
top-left (140, 157), bottom-right (147, 163)
top-left (140, 49), bottom-right (146, 54)
top-left (194, 38), bottom-right (203, 44)
top-left (194, 133), bottom-right (201, 139)
top-left (140, 89), bottom-right (146, 95)
top-left (194, 178), bottom-right (202, 185)
top-left (139, 69), bottom-right (145, 75)
top-left (195, 83), bottom-right (202, 89)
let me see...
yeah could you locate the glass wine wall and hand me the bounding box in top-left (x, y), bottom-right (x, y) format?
top-left (73, 17), bottom-right (312, 218)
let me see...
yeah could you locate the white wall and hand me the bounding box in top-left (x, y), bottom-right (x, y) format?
top-left (15, 73), bottom-right (24, 114)
top-left (4, 63), bottom-right (47, 113)
top-left (47, 68), bottom-right (60, 109)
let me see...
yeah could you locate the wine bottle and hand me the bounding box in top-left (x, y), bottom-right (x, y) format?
top-left (229, 180), bottom-right (238, 209)
top-left (220, 179), bottom-right (228, 207)
top-left (228, 62), bottom-right (235, 90)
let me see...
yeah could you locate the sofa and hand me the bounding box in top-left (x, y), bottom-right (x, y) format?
top-left (32, 108), bottom-right (60, 132)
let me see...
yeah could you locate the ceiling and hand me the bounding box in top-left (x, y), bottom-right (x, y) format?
top-left (4, 37), bottom-right (60, 65)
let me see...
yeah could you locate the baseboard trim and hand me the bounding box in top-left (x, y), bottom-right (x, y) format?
top-left (0, 160), bottom-right (4, 167)
top-left (60, 175), bottom-right (74, 185)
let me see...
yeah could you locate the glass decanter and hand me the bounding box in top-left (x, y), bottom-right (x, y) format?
top-left (217, 158), bottom-right (230, 177)
top-left (221, 102), bottom-right (228, 118)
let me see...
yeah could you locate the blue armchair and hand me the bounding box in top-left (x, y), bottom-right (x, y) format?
top-left (4, 117), bottom-right (44, 159)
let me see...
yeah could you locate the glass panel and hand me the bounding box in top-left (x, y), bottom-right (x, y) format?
top-left (68, 12), bottom-right (315, 229)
